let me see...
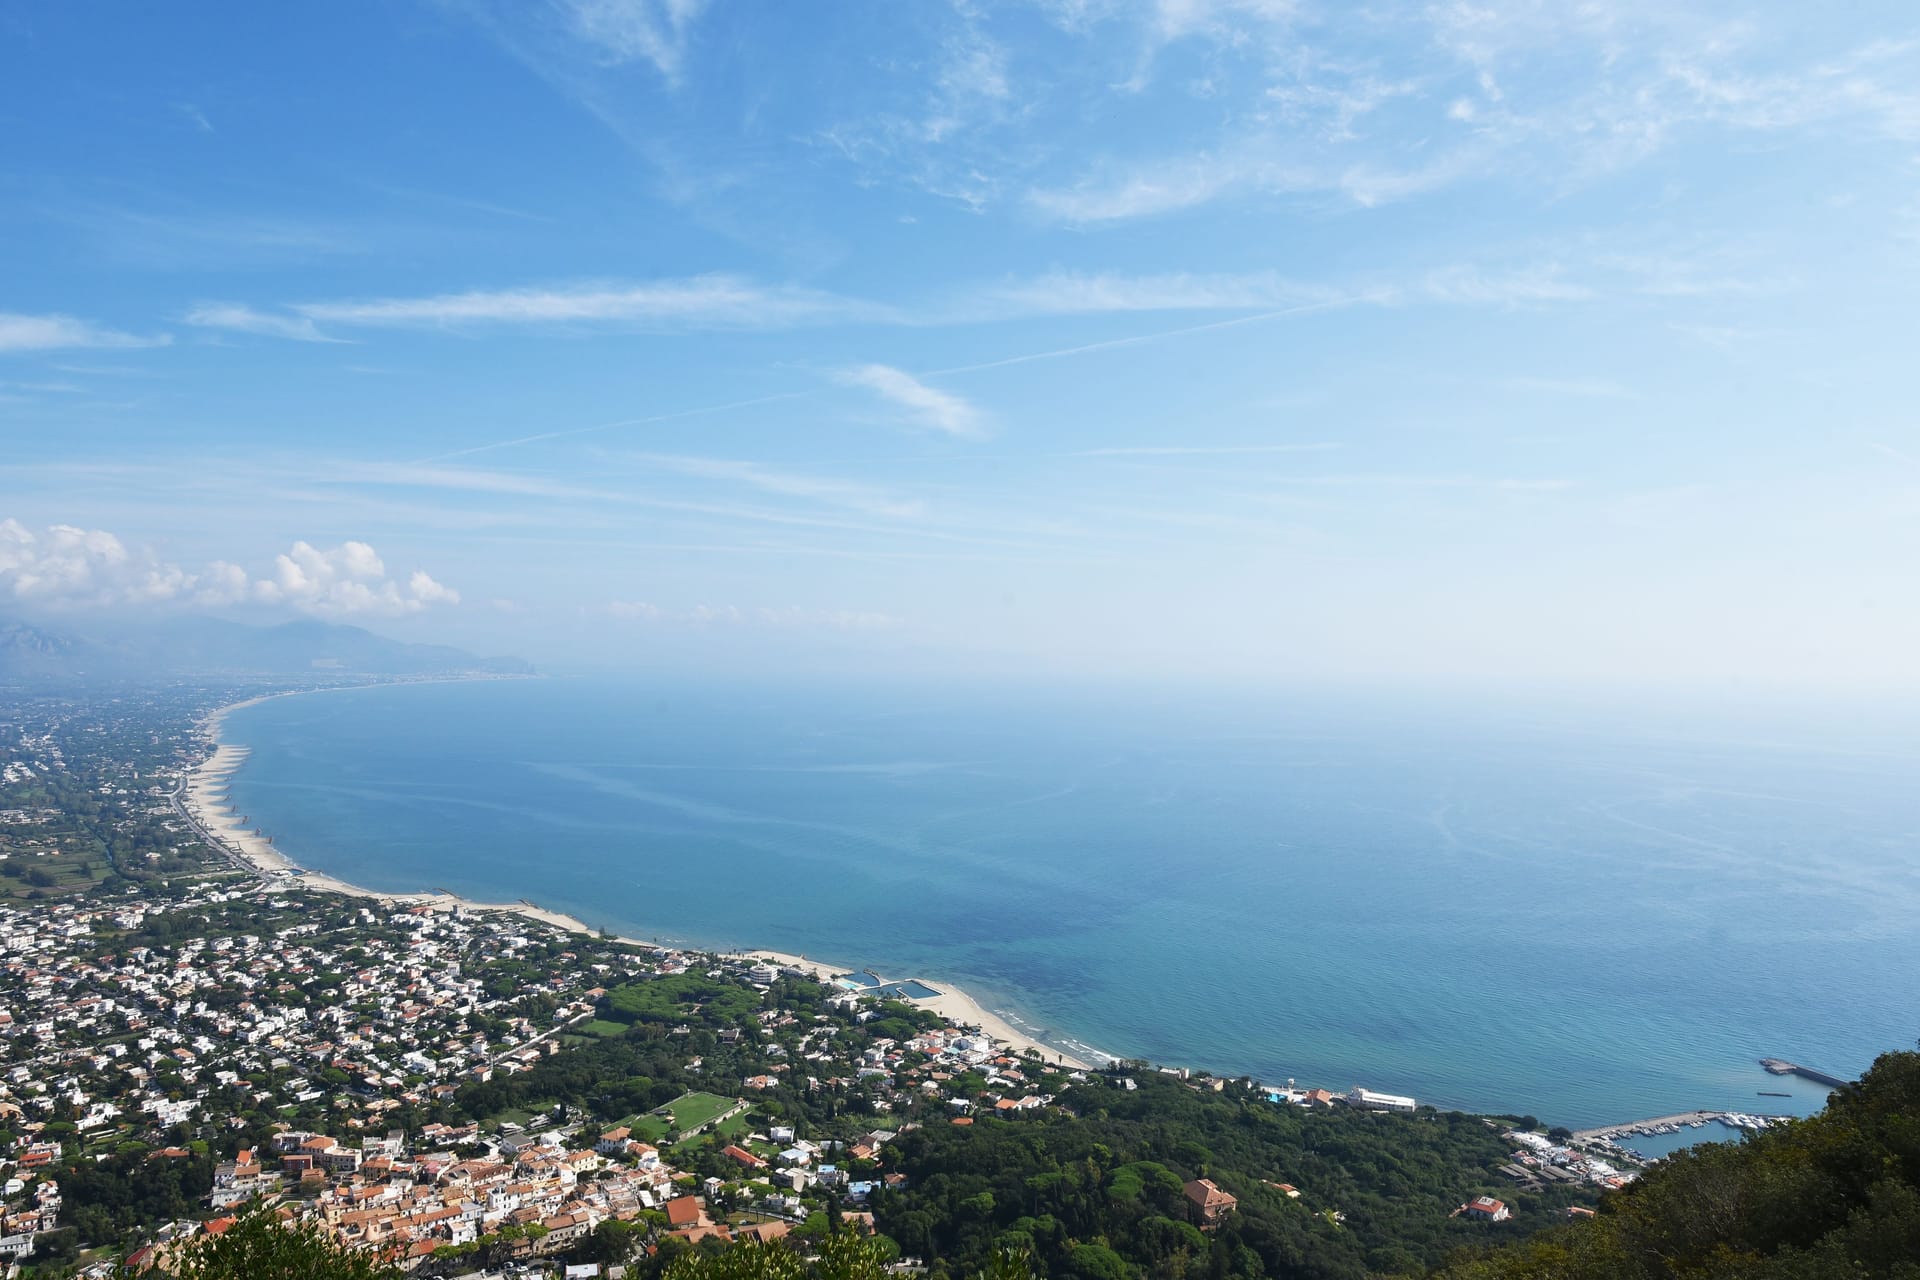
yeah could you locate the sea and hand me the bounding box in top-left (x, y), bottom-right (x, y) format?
top-left (220, 676), bottom-right (1920, 1131)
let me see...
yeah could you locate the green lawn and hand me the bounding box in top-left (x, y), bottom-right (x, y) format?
top-left (494, 1107), bottom-right (543, 1129)
top-left (608, 1112), bottom-right (673, 1142)
top-left (707, 1111), bottom-right (753, 1143)
top-left (581, 1019), bottom-right (630, 1039)
top-left (659, 1090), bottom-right (739, 1132)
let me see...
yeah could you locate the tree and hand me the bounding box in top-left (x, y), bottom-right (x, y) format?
top-left (662, 1236), bottom-right (1031, 1280)
top-left (120, 1205), bottom-right (403, 1279)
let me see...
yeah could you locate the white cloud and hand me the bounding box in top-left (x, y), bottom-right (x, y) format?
top-left (0, 520), bottom-right (458, 618)
top-left (195, 561), bottom-right (252, 606)
top-left (253, 540), bottom-right (461, 617)
top-left (0, 520), bottom-right (174, 606)
top-left (0, 312), bottom-right (169, 352)
top-left (835, 364), bottom-right (986, 438)
top-left (183, 303), bottom-right (344, 344)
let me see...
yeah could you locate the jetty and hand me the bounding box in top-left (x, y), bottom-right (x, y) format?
top-left (1760, 1058), bottom-right (1851, 1090)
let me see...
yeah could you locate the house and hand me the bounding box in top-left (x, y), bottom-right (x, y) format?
top-left (1461, 1196), bottom-right (1511, 1222)
top-left (735, 1221), bottom-right (790, 1245)
top-left (721, 1144), bottom-right (766, 1169)
top-left (1183, 1178), bottom-right (1237, 1228)
top-left (595, 1126), bottom-right (632, 1155)
top-left (664, 1196), bottom-right (706, 1230)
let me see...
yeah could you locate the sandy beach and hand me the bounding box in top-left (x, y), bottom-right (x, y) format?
top-left (183, 687), bottom-right (1097, 1072)
top-left (739, 949), bottom-right (1092, 1069)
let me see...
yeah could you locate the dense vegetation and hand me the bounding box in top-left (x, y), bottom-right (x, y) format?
top-left (662, 1236), bottom-right (1031, 1280)
top-left (1433, 1048), bottom-right (1920, 1280)
top-left (607, 973), bottom-right (768, 1028)
top-left (870, 1071), bottom-right (1593, 1279)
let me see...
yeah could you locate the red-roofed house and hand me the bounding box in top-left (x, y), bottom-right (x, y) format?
top-left (1183, 1179), bottom-right (1237, 1229)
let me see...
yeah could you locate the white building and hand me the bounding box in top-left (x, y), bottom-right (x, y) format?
top-left (1346, 1087), bottom-right (1416, 1112)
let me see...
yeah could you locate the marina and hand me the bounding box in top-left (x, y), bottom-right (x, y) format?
top-left (1572, 1110), bottom-right (1723, 1143)
top-left (1571, 1107), bottom-right (1796, 1165)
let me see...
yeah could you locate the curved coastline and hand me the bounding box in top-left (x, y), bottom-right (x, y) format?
top-left (183, 681), bottom-right (1100, 1070)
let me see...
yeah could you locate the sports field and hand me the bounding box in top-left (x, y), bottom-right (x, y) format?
top-left (660, 1090), bottom-right (739, 1132)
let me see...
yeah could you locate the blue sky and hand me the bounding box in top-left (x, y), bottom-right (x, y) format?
top-left (3, 0), bottom-right (1919, 687)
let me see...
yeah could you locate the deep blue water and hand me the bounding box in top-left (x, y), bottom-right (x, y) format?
top-left (222, 677), bottom-right (1920, 1128)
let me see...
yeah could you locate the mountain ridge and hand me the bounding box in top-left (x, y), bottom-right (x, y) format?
top-left (0, 615), bottom-right (532, 682)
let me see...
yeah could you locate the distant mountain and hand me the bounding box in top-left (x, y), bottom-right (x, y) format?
top-left (0, 615), bottom-right (533, 682)
top-left (0, 621), bottom-right (88, 676)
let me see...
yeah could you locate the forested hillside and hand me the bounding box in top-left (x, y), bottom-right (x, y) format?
top-left (1432, 1048), bottom-right (1920, 1279)
top-left (873, 1072), bottom-right (1594, 1279)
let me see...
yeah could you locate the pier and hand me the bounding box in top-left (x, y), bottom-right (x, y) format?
top-left (1760, 1058), bottom-right (1851, 1090)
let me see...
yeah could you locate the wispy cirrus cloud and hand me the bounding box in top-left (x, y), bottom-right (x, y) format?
top-left (173, 102), bottom-right (214, 133)
top-left (186, 275), bottom-right (885, 338)
top-left (835, 364), bottom-right (986, 438)
top-left (183, 303), bottom-right (345, 344)
top-left (814, 2), bottom-right (1023, 211)
top-left (174, 244), bottom-right (1746, 353)
top-left (558, 0), bottom-right (711, 84)
top-left (0, 312), bottom-right (170, 353)
top-left (1021, 9), bottom-right (1920, 223)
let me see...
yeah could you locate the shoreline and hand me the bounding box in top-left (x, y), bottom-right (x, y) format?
top-left (179, 680), bottom-right (1835, 1125)
top-left (183, 682), bottom-right (1096, 1071)
top-left (734, 950), bottom-right (1092, 1070)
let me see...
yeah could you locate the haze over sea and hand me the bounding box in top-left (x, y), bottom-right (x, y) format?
top-left (222, 678), bottom-right (1920, 1130)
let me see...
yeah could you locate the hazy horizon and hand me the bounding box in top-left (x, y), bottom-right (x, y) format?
top-left (5, 2), bottom-right (1919, 691)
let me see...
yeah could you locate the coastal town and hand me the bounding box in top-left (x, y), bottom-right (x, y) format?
top-left (0, 682), bottom-right (1616, 1277)
top-left (0, 867), bottom-right (1096, 1275)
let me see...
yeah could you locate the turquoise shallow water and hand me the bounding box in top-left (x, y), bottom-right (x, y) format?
top-left (221, 678), bottom-right (1920, 1128)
